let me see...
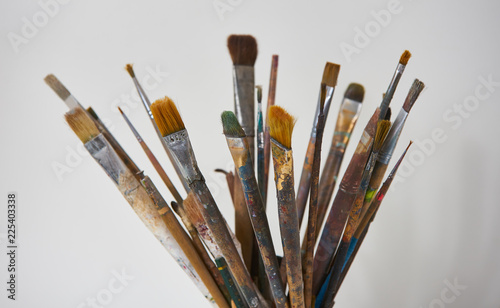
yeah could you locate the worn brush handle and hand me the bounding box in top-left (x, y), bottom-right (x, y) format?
top-left (216, 258), bottom-right (246, 308)
top-left (296, 137), bottom-right (316, 228)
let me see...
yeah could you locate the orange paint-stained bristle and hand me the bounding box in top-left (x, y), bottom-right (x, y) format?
top-left (125, 63), bottom-right (135, 77)
top-left (227, 34), bottom-right (258, 66)
top-left (399, 50), bottom-right (412, 65)
top-left (65, 108), bottom-right (100, 143)
top-left (150, 97), bottom-right (185, 137)
top-left (268, 106), bottom-right (296, 149)
top-left (322, 62), bottom-right (341, 87)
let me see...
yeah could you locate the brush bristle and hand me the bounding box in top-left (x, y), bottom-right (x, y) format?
top-left (65, 108), bottom-right (100, 143)
top-left (399, 50), bottom-right (412, 65)
top-left (221, 111), bottom-right (246, 138)
top-left (384, 107), bottom-right (391, 121)
top-left (344, 83), bottom-right (365, 102)
top-left (322, 62), bottom-right (341, 87)
top-left (45, 74), bottom-right (71, 100)
top-left (227, 35), bottom-right (258, 66)
top-left (256, 85), bottom-right (262, 103)
top-left (151, 97), bottom-right (185, 136)
top-left (268, 106), bottom-right (296, 149)
top-left (125, 64), bottom-right (135, 77)
top-left (373, 120), bottom-right (391, 152)
top-left (402, 79), bottom-right (425, 112)
top-left (184, 192), bottom-right (204, 226)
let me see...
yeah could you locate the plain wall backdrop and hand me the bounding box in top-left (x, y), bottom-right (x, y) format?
top-left (1, 0), bottom-right (499, 307)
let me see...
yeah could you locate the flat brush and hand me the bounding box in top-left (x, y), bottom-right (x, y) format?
top-left (379, 50), bottom-right (412, 119)
top-left (150, 97), bottom-right (265, 308)
top-left (64, 108), bottom-right (226, 308)
top-left (45, 74), bottom-right (141, 177)
top-left (319, 120), bottom-right (391, 308)
top-left (296, 62), bottom-right (341, 229)
top-left (181, 194), bottom-right (246, 308)
top-left (269, 106), bottom-right (305, 308)
top-left (262, 55), bottom-right (279, 209)
top-left (303, 84), bottom-right (327, 308)
top-left (312, 108), bottom-right (380, 295)
top-left (222, 111), bottom-right (288, 308)
top-left (315, 83), bottom-right (364, 236)
top-left (125, 64), bottom-right (190, 192)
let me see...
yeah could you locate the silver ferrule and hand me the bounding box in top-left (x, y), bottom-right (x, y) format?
top-left (226, 136), bottom-right (246, 151)
top-left (378, 108), bottom-right (408, 164)
top-left (380, 63), bottom-right (405, 117)
top-left (64, 94), bottom-right (82, 110)
top-left (162, 129), bottom-right (203, 184)
top-left (232, 65), bottom-right (255, 137)
top-left (340, 97), bottom-right (363, 118)
top-left (132, 77), bottom-right (153, 119)
top-left (311, 85), bottom-right (335, 136)
top-left (85, 134), bottom-right (128, 184)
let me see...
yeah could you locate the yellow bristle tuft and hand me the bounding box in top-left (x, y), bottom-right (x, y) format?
top-left (125, 64), bottom-right (135, 77)
top-left (268, 106), bottom-right (296, 149)
top-left (65, 108), bottom-right (100, 143)
top-left (151, 97), bottom-right (185, 136)
top-left (373, 120), bottom-right (391, 152)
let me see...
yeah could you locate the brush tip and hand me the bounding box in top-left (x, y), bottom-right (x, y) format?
top-left (399, 50), bottom-right (412, 65)
top-left (322, 62), bottom-right (341, 87)
top-left (344, 83), bottom-right (365, 102)
top-left (65, 108), bottom-right (100, 143)
top-left (44, 74), bottom-right (71, 101)
top-left (227, 34), bottom-right (258, 66)
top-left (403, 79), bottom-right (425, 112)
top-left (374, 120), bottom-right (391, 152)
top-left (117, 107), bottom-right (124, 115)
top-left (268, 106), bottom-right (296, 149)
top-left (125, 64), bottom-right (135, 77)
top-left (151, 96), bottom-right (185, 137)
top-left (221, 111), bottom-right (246, 138)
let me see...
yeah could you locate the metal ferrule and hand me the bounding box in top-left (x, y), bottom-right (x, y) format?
top-left (311, 85), bottom-right (335, 137)
top-left (132, 77), bottom-right (153, 119)
top-left (162, 129), bottom-right (204, 184)
top-left (232, 65), bottom-right (255, 137)
top-left (64, 95), bottom-right (81, 110)
top-left (380, 63), bottom-right (405, 116)
top-left (85, 134), bottom-right (127, 184)
top-left (140, 175), bottom-right (169, 214)
top-left (225, 137), bottom-right (248, 169)
top-left (378, 108), bottom-right (408, 164)
top-left (340, 98), bottom-right (363, 119)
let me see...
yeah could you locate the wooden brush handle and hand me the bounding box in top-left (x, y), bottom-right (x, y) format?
top-left (296, 137), bottom-right (316, 229)
top-left (233, 171), bottom-right (255, 271)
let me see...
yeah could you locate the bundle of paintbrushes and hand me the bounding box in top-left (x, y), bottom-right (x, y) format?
top-left (45, 34), bottom-right (425, 308)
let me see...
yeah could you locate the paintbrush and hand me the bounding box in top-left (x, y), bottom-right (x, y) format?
top-left (319, 120), bottom-right (391, 308)
top-left (379, 50), bottom-right (412, 119)
top-left (296, 62), bottom-right (341, 228)
top-left (262, 55), bottom-right (279, 209)
top-left (362, 79), bottom-right (425, 214)
top-left (256, 86), bottom-right (265, 201)
top-left (125, 64), bottom-right (190, 192)
top-left (150, 97), bottom-right (265, 308)
top-left (315, 84), bottom-right (364, 234)
top-left (64, 108), bottom-right (227, 308)
top-left (312, 108), bottom-right (380, 295)
top-left (181, 193), bottom-right (246, 308)
top-left (269, 106), bottom-right (305, 308)
top-left (44, 74), bottom-right (141, 177)
top-left (222, 111), bottom-right (288, 308)
top-left (303, 83), bottom-right (327, 308)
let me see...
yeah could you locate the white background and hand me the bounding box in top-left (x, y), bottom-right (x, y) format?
top-left (1, 0), bottom-right (499, 307)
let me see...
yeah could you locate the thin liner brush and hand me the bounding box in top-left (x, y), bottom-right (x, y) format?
top-left (125, 64), bottom-right (190, 192)
top-left (269, 106), bottom-right (305, 308)
top-left (257, 86), bottom-right (265, 201)
top-left (319, 120), bottom-right (391, 308)
top-left (379, 50), bottom-right (412, 119)
top-left (182, 194), bottom-right (246, 308)
top-left (263, 55), bottom-right (279, 209)
top-left (222, 111), bottom-right (288, 308)
top-left (64, 109), bottom-right (226, 308)
top-left (303, 84), bottom-right (327, 308)
top-left (296, 62), bottom-right (341, 228)
top-left (312, 108), bottom-right (380, 295)
top-left (315, 84), bottom-right (364, 236)
top-left (44, 74), bottom-right (141, 177)
top-left (150, 97), bottom-right (264, 308)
